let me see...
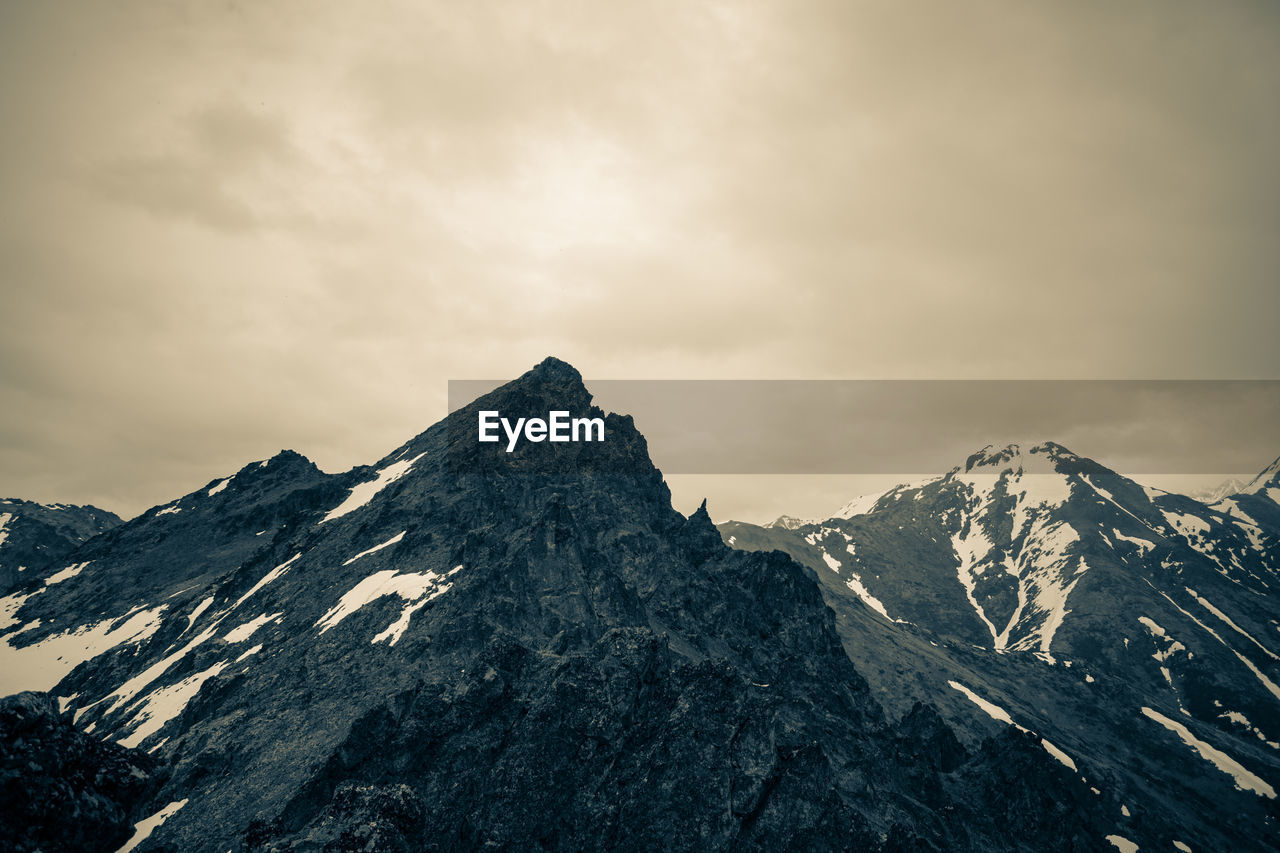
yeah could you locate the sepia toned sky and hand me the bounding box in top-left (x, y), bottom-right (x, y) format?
top-left (1, 1), bottom-right (1278, 522)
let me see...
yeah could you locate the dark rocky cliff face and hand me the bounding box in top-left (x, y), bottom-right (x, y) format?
top-left (0, 359), bottom-right (1203, 851)
top-left (0, 691), bottom-right (157, 853)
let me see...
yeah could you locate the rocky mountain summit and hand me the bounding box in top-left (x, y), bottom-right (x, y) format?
top-left (1, 360), bottom-right (1275, 851)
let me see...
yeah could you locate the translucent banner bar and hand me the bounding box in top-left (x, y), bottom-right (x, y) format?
top-left (447, 379), bottom-right (1279, 475)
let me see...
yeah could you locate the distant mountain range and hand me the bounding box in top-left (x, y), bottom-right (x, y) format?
top-left (2, 359), bottom-right (1276, 851)
top-left (1191, 476), bottom-right (1253, 505)
top-left (0, 499), bottom-right (120, 592)
top-left (722, 442), bottom-right (1280, 851)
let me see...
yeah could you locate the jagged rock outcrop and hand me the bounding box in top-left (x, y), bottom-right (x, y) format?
top-left (0, 691), bottom-right (158, 853)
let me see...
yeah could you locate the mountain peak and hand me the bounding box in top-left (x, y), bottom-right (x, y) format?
top-left (1028, 441), bottom-right (1077, 460)
top-left (472, 357), bottom-right (594, 414)
top-left (231, 448), bottom-right (320, 481)
top-left (768, 514), bottom-right (815, 530)
top-left (439, 358), bottom-right (662, 478)
top-left (1193, 476), bottom-right (1250, 504)
top-left (526, 355), bottom-right (583, 384)
top-left (963, 444), bottom-right (1022, 473)
top-left (952, 441), bottom-right (1085, 480)
top-left (1244, 454), bottom-right (1280, 494)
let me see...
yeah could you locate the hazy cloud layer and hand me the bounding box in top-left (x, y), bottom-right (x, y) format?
top-left (1, 1), bottom-right (1277, 521)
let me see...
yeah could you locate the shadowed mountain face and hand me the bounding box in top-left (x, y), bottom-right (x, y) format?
top-left (0, 360), bottom-right (1272, 851)
top-left (723, 442), bottom-right (1280, 850)
top-left (0, 691), bottom-right (158, 853)
top-left (0, 499), bottom-right (121, 593)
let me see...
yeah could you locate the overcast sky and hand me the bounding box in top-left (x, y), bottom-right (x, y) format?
top-left (2, 1), bottom-right (1278, 523)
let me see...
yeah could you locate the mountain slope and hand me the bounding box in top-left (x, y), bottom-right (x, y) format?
top-left (722, 442), bottom-right (1280, 849)
top-left (0, 499), bottom-right (121, 593)
top-left (1, 360), bottom-right (1133, 852)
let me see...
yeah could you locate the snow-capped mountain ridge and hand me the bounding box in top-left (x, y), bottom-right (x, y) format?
top-left (740, 441), bottom-right (1280, 651)
top-left (1192, 477), bottom-right (1251, 505)
top-left (12, 358), bottom-right (1138, 852)
top-left (2, 365), bottom-right (1277, 850)
top-left (1243, 455), bottom-right (1280, 496)
top-left (956, 441), bottom-right (1079, 476)
top-left (720, 441), bottom-right (1280, 847)
top-left (766, 513), bottom-right (814, 530)
top-left (722, 442), bottom-right (1280, 716)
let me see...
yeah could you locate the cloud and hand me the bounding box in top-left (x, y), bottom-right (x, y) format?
top-left (88, 101), bottom-right (300, 231)
top-left (0, 1), bottom-right (1277, 520)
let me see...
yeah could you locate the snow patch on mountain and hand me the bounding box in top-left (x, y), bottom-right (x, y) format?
top-left (1008, 474), bottom-right (1073, 539)
top-left (1082, 476), bottom-right (1163, 538)
top-left (116, 799), bottom-right (189, 853)
top-left (321, 453), bottom-right (426, 524)
top-left (949, 679), bottom-right (1083, 772)
top-left (1112, 529), bottom-right (1154, 555)
top-left (183, 596), bottom-right (214, 634)
top-left (843, 571), bottom-right (891, 620)
top-left (1106, 835), bottom-right (1138, 853)
top-left (1148, 581), bottom-right (1280, 702)
top-left (118, 660), bottom-right (229, 748)
top-left (1218, 707), bottom-right (1280, 749)
top-left (0, 604), bottom-right (167, 694)
top-left (1041, 737), bottom-right (1077, 771)
top-left (1231, 519), bottom-right (1265, 551)
top-left (1186, 587), bottom-right (1278, 662)
top-left (1163, 510), bottom-right (1212, 544)
top-left (1010, 530), bottom-right (1083, 663)
top-left (1242, 456), bottom-right (1280, 495)
top-left (100, 623), bottom-right (222, 716)
top-left (0, 588), bottom-right (39, 631)
top-left (948, 680), bottom-right (1014, 725)
top-left (343, 531), bottom-right (407, 566)
top-left (232, 554), bottom-right (301, 611)
top-left (45, 561), bottom-right (90, 585)
top-left (1141, 706), bottom-right (1275, 798)
top-left (834, 491), bottom-right (885, 519)
top-left (371, 598), bottom-right (432, 647)
top-left (1217, 498), bottom-right (1261, 529)
top-left (315, 565), bottom-right (456, 642)
top-left (223, 612), bottom-right (282, 644)
top-left (235, 643), bottom-right (262, 663)
top-left (1138, 616), bottom-right (1187, 692)
top-left (951, 526), bottom-right (1008, 649)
